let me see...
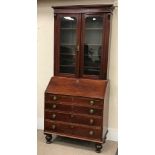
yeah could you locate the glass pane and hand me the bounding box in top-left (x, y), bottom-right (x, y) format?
top-left (84, 16), bottom-right (103, 75)
top-left (59, 16), bottom-right (77, 74)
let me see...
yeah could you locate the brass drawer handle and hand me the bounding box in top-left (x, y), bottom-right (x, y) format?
top-left (52, 114), bottom-right (56, 119)
top-left (89, 130), bottom-right (94, 136)
top-left (90, 100), bottom-right (95, 105)
top-left (53, 96), bottom-right (57, 100)
top-left (52, 104), bottom-right (57, 109)
top-left (89, 109), bottom-right (94, 114)
top-left (89, 119), bottom-right (94, 125)
top-left (52, 124), bottom-right (56, 130)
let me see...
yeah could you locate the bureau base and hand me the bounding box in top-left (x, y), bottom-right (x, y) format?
top-left (44, 77), bottom-right (109, 153)
top-left (44, 130), bottom-right (108, 153)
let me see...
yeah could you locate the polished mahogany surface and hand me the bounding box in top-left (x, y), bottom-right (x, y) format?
top-left (44, 76), bottom-right (109, 144)
top-left (44, 5), bottom-right (112, 152)
top-left (46, 76), bottom-right (108, 99)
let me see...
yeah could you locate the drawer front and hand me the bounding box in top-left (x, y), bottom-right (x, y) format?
top-left (72, 125), bottom-right (102, 140)
top-left (44, 120), bottom-right (72, 134)
top-left (44, 120), bottom-right (102, 141)
top-left (45, 94), bottom-right (72, 103)
top-left (73, 97), bottom-right (103, 108)
top-left (45, 94), bottom-right (103, 108)
top-left (73, 106), bottom-right (103, 116)
top-left (45, 111), bottom-right (71, 122)
top-left (45, 94), bottom-right (58, 102)
top-left (71, 114), bottom-right (102, 126)
top-left (45, 103), bottom-right (72, 112)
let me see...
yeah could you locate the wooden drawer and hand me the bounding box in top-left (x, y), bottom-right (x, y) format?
top-left (45, 102), bottom-right (72, 112)
top-left (45, 93), bottom-right (72, 103)
top-left (44, 120), bottom-right (102, 140)
top-left (44, 120), bottom-right (72, 135)
top-left (45, 111), bottom-right (71, 122)
top-left (73, 106), bottom-right (103, 116)
top-left (45, 110), bottom-right (102, 126)
top-left (72, 125), bottom-right (102, 140)
top-left (73, 97), bottom-right (103, 108)
top-left (45, 94), bottom-right (103, 108)
top-left (71, 114), bottom-right (102, 126)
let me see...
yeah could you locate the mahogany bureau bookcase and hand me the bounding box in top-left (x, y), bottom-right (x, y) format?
top-left (44, 5), bottom-right (114, 153)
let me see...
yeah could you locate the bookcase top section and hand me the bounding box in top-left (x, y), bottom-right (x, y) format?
top-left (46, 76), bottom-right (108, 99)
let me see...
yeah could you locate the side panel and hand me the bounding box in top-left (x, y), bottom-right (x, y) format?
top-left (102, 81), bottom-right (110, 139)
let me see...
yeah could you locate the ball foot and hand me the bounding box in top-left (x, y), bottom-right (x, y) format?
top-left (45, 134), bottom-right (52, 144)
top-left (95, 143), bottom-right (102, 153)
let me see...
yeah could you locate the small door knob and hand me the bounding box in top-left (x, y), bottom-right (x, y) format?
top-left (89, 109), bottom-right (94, 114)
top-left (89, 130), bottom-right (94, 136)
top-left (76, 44), bottom-right (79, 52)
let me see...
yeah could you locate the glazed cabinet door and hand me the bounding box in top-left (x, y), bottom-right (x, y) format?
top-left (54, 14), bottom-right (81, 77)
top-left (80, 14), bottom-right (108, 79)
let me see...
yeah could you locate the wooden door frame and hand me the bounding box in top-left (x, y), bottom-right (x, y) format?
top-left (80, 13), bottom-right (106, 79)
top-left (54, 13), bottom-right (81, 78)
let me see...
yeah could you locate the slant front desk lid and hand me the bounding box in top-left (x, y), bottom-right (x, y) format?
top-left (46, 76), bottom-right (108, 99)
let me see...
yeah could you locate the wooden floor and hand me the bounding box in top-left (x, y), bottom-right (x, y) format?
top-left (37, 130), bottom-right (118, 155)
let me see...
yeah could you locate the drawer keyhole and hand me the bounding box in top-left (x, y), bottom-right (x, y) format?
top-left (70, 125), bottom-right (74, 129)
top-left (89, 119), bottom-right (94, 125)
